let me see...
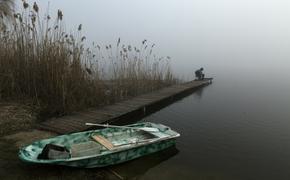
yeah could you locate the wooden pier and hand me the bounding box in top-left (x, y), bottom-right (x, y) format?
top-left (37, 78), bottom-right (213, 134)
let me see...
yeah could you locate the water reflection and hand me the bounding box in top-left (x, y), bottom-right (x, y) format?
top-left (112, 84), bottom-right (211, 126)
top-left (109, 146), bottom-right (179, 180)
top-left (195, 87), bottom-right (205, 99)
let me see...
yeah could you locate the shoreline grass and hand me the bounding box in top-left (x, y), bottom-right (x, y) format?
top-left (0, 1), bottom-right (178, 118)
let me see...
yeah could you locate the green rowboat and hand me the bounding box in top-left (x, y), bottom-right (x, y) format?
top-left (19, 122), bottom-right (180, 168)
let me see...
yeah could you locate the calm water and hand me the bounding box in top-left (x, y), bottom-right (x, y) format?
top-left (112, 71), bottom-right (290, 180)
top-left (2, 0), bottom-right (290, 179)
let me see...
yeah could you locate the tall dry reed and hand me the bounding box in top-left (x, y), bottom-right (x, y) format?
top-left (0, 0), bottom-right (14, 17)
top-left (0, 1), bottom-right (178, 117)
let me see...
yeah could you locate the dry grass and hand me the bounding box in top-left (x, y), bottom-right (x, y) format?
top-left (0, 1), bottom-right (178, 118)
top-left (3, 129), bottom-right (56, 147)
top-left (0, 102), bottom-right (37, 136)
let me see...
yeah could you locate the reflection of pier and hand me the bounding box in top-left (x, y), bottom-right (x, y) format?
top-left (37, 78), bottom-right (213, 134)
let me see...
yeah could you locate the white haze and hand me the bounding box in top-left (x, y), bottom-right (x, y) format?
top-left (23, 0), bottom-right (290, 80)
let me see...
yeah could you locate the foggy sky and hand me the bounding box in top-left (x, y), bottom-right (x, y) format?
top-left (25, 0), bottom-right (290, 78)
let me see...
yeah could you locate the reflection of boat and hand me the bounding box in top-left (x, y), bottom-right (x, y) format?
top-left (19, 122), bottom-right (180, 168)
top-left (111, 146), bottom-right (179, 179)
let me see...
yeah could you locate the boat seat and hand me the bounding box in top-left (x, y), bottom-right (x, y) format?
top-left (38, 144), bottom-right (70, 160)
top-left (91, 135), bottom-right (115, 150)
top-left (70, 141), bottom-right (101, 157)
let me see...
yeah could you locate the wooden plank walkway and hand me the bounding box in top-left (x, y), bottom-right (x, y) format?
top-left (37, 78), bottom-right (213, 134)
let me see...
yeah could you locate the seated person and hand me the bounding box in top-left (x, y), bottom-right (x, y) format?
top-left (195, 68), bottom-right (204, 80)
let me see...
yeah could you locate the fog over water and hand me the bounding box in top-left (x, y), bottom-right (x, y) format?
top-left (9, 0), bottom-right (290, 179)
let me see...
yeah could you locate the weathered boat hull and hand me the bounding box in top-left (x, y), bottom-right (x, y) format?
top-left (19, 122), bottom-right (180, 168)
top-left (58, 139), bottom-right (176, 168)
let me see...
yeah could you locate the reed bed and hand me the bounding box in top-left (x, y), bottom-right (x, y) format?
top-left (0, 1), bottom-right (178, 117)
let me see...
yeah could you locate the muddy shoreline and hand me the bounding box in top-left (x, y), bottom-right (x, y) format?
top-left (0, 103), bottom-right (118, 179)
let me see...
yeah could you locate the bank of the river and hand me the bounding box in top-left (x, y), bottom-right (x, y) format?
top-left (0, 102), bottom-right (56, 144)
top-left (0, 103), bottom-right (119, 180)
top-left (0, 102), bottom-right (37, 137)
top-left (0, 102), bottom-right (54, 147)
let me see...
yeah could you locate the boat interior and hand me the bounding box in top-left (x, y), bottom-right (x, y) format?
top-left (36, 128), bottom-right (160, 160)
top-left (71, 129), bottom-right (158, 158)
